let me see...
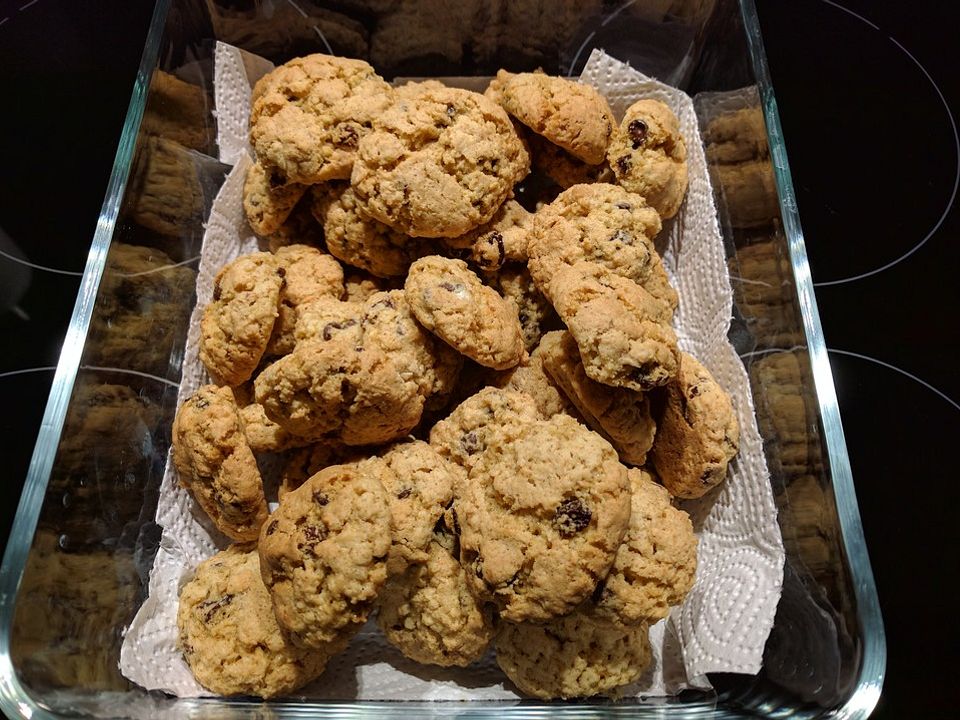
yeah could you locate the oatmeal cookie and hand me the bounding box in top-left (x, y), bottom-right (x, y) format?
top-left (250, 54), bottom-right (394, 184)
top-left (342, 269), bottom-right (402, 302)
top-left (527, 183), bottom-right (676, 319)
top-left (313, 183), bottom-right (433, 278)
top-left (351, 85), bottom-right (529, 238)
top-left (365, 440), bottom-right (463, 575)
top-left (547, 261), bottom-right (680, 391)
top-left (199, 252), bottom-right (283, 386)
top-left (242, 161), bottom-right (308, 237)
top-left (458, 414), bottom-right (631, 622)
top-left (495, 610), bottom-right (651, 699)
top-left (488, 70), bottom-right (615, 165)
top-left (539, 330), bottom-right (656, 466)
top-left (172, 385), bottom-right (268, 541)
top-left (429, 387), bottom-right (540, 472)
top-left (487, 263), bottom-right (553, 352)
top-left (589, 468), bottom-right (697, 626)
top-left (440, 199), bottom-right (532, 271)
top-left (258, 462), bottom-right (391, 648)
top-left (264, 195), bottom-right (327, 253)
top-left (377, 536), bottom-right (495, 667)
top-left (278, 443), bottom-right (359, 499)
top-left (608, 99), bottom-right (688, 219)
top-left (498, 341), bottom-right (578, 419)
top-left (405, 257), bottom-right (524, 370)
top-left (265, 244), bottom-right (344, 357)
top-left (650, 352), bottom-right (740, 498)
top-left (527, 131), bottom-right (614, 188)
top-left (177, 544), bottom-right (343, 698)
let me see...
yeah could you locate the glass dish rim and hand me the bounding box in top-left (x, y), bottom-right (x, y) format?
top-left (0, 0), bottom-right (886, 717)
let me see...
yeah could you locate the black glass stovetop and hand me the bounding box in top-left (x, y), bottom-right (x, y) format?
top-left (0, 1), bottom-right (957, 717)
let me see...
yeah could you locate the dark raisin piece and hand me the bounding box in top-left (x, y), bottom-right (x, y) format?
top-left (336, 125), bottom-right (359, 148)
top-left (689, 385), bottom-right (700, 397)
top-left (313, 491), bottom-right (330, 506)
top-left (591, 579), bottom-right (607, 604)
top-left (615, 201), bottom-right (632, 210)
top-left (199, 594), bottom-right (234, 623)
top-left (370, 296), bottom-right (395, 310)
top-left (322, 318), bottom-right (357, 341)
top-left (266, 519), bottom-right (279, 536)
top-left (397, 487), bottom-right (412, 500)
top-left (460, 431), bottom-right (480, 455)
top-left (617, 155), bottom-right (632, 174)
top-left (554, 497), bottom-right (592, 537)
top-left (440, 281), bottom-right (459, 292)
top-left (628, 118), bottom-right (648, 148)
top-left (485, 231), bottom-right (505, 268)
top-left (609, 229), bottom-right (633, 245)
top-left (212, 282), bottom-right (222, 302)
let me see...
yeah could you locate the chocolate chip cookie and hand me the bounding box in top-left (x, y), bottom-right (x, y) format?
top-left (242, 161), bottom-right (307, 237)
top-left (440, 199), bottom-right (532, 271)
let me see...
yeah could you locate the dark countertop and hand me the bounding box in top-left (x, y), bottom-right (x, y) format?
top-left (0, 1), bottom-right (957, 717)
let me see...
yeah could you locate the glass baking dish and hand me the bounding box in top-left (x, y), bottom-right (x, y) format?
top-left (0, 0), bottom-right (885, 717)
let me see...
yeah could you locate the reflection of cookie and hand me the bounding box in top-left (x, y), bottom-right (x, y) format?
top-left (608, 99), bottom-right (688, 219)
top-left (488, 71), bottom-right (615, 165)
top-left (265, 244), bottom-right (344, 357)
top-left (528, 183), bottom-right (675, 318)
top-left (459, 415), bottom-right (631, 622)
top-left (429, 387), bottom-right (540, 472)
top-left (172, 385), bottom-right (268, 541)
top-left (539, 331), bottom-right (655, 466)
top-left (547, 261), bottom-right (679, 391)
top-left (243, 161), bottom-right (307, 236)
top-left (352, 86), bottom-right (529, 238)
top-left (199, 253), bottom-right (282, 386)
top-left (405, 257), bottom-right (524, 370)
top-left (495, 608), bottom-right (651, 699)
top-left (250, 54), bottom-right (394, 184)
top-left (258, 463), bottom-right (391, 648)
top-left (377, 537), bottom-right (494, 667)
top-left (650, 352), bottom-right (740, 499)
top-left (366, 440), bottom-right (462, 575)
top-left (178, 544), bottom-right (342, 697)
top-left (141, 70), bottom-right (212, 152)
top-left (590, 468), bottom-right (697, 626)
top-left (704, 107), bottom-right (768, 165)
top-left (313, 184), bottom-right (432, 278)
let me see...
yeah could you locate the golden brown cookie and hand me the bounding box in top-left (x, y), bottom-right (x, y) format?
top-left (440, 199), bottom-right (532, 271)
top-left (258, 462), bottom-right (391, 648)
top-left (458, 415), bottom-right (631, 622)
top-left (608, 99), bottom-right (688, 219)
top-left (487, 263), bottom-right (554, 352)
top-left (589, 468), bottom-right (697, 626)
top-left (495, 610), bottom-right (651, 699)
top-left (650, 352), bottom-right (740, 498)
top-left (199, 253), bottom-right (283, 386)
top-left (405, 256), bottom-right (525, 370)
top-left (489, 70), bottom-right (615, 165)
top-left (250, 54), bottom-right (395, 184)
top-left (539, 330), bottom-right (656, 466)
top-left (377, 536), bottom-right (495, 667)
top-left (177, 544), bottom-right (343, 698)
top-left (351, 85), bottom-right (529, 238)
top-left (242, 161), bottom-right (308, 237)
top-left (172, 385), bottom-right (268, 541)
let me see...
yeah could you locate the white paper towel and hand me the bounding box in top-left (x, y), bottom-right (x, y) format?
top-left (119, 44), bottom-right (784, 699)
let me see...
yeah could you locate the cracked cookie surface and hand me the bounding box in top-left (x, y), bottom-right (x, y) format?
top-left (458, 414), bottom-right (630, 622)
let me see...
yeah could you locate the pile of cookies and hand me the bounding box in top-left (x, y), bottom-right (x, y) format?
top-left (171, 53), bottom-right (741, 700)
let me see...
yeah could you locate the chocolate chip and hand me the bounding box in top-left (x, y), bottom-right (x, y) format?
top-left (591, 579), bottom-right (607, 604)
top-left (313, 491), bottom-right (330, 506)
top-left (212, 282), bottom-right (222, 302)
top-left (554, 497), bottom-right (592, 537)
top-left (689, 385), bottom-right (700, 397)
top-left (483, 231), bottom-right (505, 268)
top-left (628, 118), bottom-right (648, 148)
top-left (336, 125), bottom-right (359, 148)
top-left (460, 431), bottom-right (480, 455)
top-left (609, 229), bottom-right (633, 245)
top-left (322, 318), bottom-right (357, 341)
top-left (266, 519), bottom-right (279, 536)
top-left (617, 155), bottom-right (632, 174)
top-left (397, 487), bottom-right (412, 499)
top-left (615, 201), bottom-right (632, 210)
top-left (199, 594), bottom-right (234, 623)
